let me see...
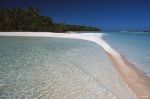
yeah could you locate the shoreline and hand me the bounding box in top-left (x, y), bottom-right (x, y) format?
top-left (0, 32), bottom-right (150, 98)
top-left (107, 53), bottom-right (150, 99)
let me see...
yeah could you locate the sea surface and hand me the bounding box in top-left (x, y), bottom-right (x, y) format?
top-left (0, 36), bottom-right (136, 99)
top-left (102, 32), bottom-right (150, 76)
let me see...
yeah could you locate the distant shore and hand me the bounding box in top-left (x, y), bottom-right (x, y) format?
top-left (0, 32), bottom-right (150, 98)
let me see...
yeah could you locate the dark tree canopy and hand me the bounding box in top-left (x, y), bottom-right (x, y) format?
top-left (0, 7), bottom-right (101, 32)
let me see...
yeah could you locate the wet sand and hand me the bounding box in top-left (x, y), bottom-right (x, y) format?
top-left (107, 53), bottom-right (150, 99)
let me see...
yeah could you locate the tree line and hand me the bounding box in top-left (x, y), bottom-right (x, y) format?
top-left (0, 7), bottom-right (101, 32)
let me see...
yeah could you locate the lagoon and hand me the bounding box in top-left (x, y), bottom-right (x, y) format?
top-left (0, 36), bottom-right (136, 99)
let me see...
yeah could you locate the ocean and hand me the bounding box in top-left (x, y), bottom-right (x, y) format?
top-left (102, 32), bottom-right (150, 76)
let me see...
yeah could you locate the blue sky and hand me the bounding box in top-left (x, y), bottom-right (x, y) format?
top-left (0, 0), bottom-right (150, 31)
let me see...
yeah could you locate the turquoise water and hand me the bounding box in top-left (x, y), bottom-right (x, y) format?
top-left (103, 32), bottom-right (150, 76)
top-left (0, 36), bottom-right (137, 98)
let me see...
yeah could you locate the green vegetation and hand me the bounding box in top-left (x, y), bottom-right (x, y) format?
top-left (0, 7), bottom-right (101, 32)
top-left (55, 23), bottom-right (100, 32)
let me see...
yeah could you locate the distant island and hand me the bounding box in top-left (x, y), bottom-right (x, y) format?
top-left (127, 30), bottom-right (150, 33)
top-left (0, 7), bottom-right (101, 32)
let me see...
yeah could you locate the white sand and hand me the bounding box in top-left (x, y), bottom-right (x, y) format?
top-left (0, 32), bottom-right (138, 99)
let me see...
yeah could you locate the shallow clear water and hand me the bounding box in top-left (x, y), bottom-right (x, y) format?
top-left (103, 32), bottom-right (150, 76)
top-left (0, 36), bottom-right (136, 99)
